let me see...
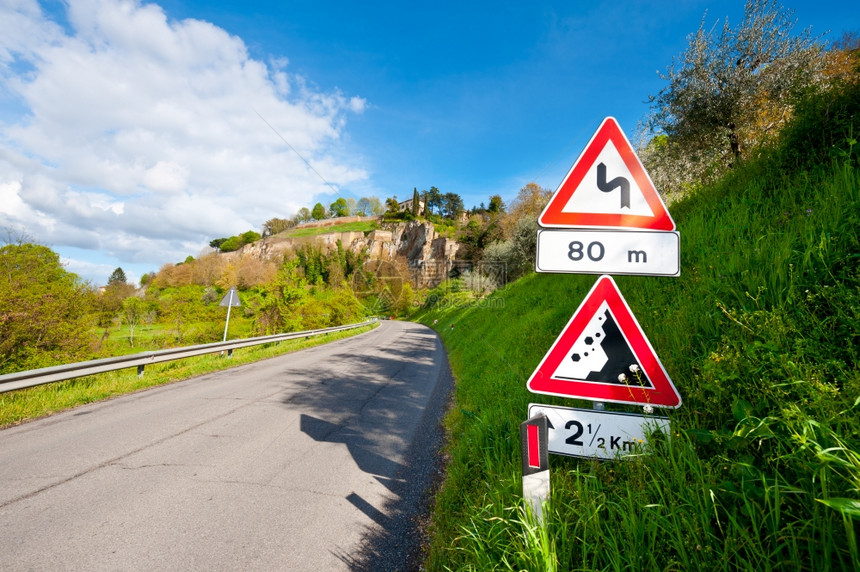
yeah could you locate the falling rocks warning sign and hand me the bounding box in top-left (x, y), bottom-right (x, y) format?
top-left (526, 275), bottom-right (682, 408)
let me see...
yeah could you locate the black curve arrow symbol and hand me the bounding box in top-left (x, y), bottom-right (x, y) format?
top-left (597, 162), bottom-right (630, 209)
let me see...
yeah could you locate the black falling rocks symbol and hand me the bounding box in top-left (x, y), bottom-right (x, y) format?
top-left (582, 309), bottom-right (651, 387)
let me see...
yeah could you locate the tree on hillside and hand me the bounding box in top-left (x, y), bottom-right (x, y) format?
top-left (824, 32), bottom-right (860, 83)
top-left (209, 238), bottom-right (228, 251)
top-left (98, 266), bottom-right (137, 326)
top-left (256, 259), bottom-right (309, 334)
top-left (191, 253), bottom-right (227, 286)
top-left (460, 183), bottom-right (547, 280)
top-left (356, 197), bottom-right (372, 216)
top-left (262, 217), bottom-right (292, 237)
top-left (426, 186), bottom-right (442, 216)
top-left (458, 214), bottom-right (502, 262)
top-left (368, 196), bottom-right (385, 216)
top-left (643, 0), bottom-right (826, 195)
top-left (330, 197), bottom-right (350, 217)
top-left (218, 236), bottom-right (242, 253)
top-left (121, 296), bottom-right (146, 347)
top-left (217, 230), bottom-right (260, 254)
top-left (356, 196), bottom-right (385, 216)
top-left (488, 194), bottom-right (505, 214)
top-left (499, 182), bottom-right (552, 238)
top-left (240, 230), bottom-right (261, 244)
top-left (108, 267), bottom-right (127, 285)
top-left (412, 188), bottom-right (420, 216)
top-left (296, 207), bottom-right (312, 222)
top-left (311, 202), bottom-right (326, 220)
top-left (441, 192), bottom-right (465, 219)
top-left (482, 216), bottom-right (540, 285)
top-left (385, 196), bottom-right (400, 214)
top-left (0, 243), bottom-right (95, 372)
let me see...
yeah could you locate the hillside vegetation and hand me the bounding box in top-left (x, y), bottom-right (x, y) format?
top-left (282, 219), bottom-right (378, 238)
top-left (416, 69), bottom-right (860, 568)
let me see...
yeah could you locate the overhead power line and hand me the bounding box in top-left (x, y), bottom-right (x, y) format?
top-left (253, 108), bottom-right (341, 196)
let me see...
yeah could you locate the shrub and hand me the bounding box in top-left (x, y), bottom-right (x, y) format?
top-left (0, 243), bottom-right (96, 372)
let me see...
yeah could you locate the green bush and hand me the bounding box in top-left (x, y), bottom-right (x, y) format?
top-left (382, 209), bottom-right (415, 222)
top-left (0, 244), bottom-right (96, 373)
top-left (218, 236), bottom-right (242, 252)
top-left (217, 230), bottom-right (263, 253)
top-left (240, 230), bottom-right (261, 244)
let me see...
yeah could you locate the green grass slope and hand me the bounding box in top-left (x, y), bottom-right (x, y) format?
top-left (418, 84), bottom-right (860, 571)
top-left (282, 220), bottom-right (378, 237)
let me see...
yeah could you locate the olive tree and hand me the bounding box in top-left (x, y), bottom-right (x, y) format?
top-left (643, 0), bottom-right (826, 197)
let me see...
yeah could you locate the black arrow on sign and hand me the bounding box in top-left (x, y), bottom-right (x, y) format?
top-left (597, 162), bottom-right (630, 209)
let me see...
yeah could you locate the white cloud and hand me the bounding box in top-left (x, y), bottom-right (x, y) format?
top-left (60, 255), bottom-right (118, 286)
top-left (0, 0), bottom-right (369, 281)
top-left (0, 179), bottom-right (26, 217)
top-left (143, 161), bottom-right (188, 192)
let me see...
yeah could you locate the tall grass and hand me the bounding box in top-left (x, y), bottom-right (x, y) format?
top-left (417, 83), bottom-right (859, 570)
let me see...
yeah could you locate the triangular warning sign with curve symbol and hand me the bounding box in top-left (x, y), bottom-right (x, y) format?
top-left (527, 275), bottom-right (682, 408)
top-left (539, 117), bottom-right (675, 231)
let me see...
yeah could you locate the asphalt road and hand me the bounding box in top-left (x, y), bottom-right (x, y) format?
top-left (0, 320), bottom-right (451, 571)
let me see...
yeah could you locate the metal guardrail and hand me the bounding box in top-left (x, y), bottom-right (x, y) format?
top-left (0, 320), bottom-right (377, 395)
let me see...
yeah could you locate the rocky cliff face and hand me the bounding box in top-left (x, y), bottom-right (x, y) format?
top-left (229, 220), bottom-right (460, 287)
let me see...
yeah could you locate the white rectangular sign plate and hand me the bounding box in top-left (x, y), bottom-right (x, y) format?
top-left (536, 229), bottom-right (680, 277)
top-left (528, 403), bottom-right (670, 460)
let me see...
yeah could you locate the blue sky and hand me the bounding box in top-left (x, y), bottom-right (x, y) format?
top-left (0, 0), bottom-right (856, 285)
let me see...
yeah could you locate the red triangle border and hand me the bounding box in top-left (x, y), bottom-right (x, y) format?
top-left (527, 275), bottom-right (682, 408)
top-left (539, 117), bottom-right (675, 231)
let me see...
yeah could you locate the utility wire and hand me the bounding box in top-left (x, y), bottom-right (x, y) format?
top-left (253, 108), bottom-right (340, 195)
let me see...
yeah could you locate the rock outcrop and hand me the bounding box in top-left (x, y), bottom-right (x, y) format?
top-left (227, 219), bottom-right (460, 287)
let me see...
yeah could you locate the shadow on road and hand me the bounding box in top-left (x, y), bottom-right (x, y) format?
top-left (289, 323), bottom-right (452, 571)
top-left (299, 413), bottom-right (405, 492)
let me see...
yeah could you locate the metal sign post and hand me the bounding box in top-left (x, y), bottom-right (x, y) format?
top-left (219, 287), bottom-right (241, 345)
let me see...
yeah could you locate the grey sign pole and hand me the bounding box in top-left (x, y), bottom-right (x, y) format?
top-left (219, 287), bottom-right (241, 342)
